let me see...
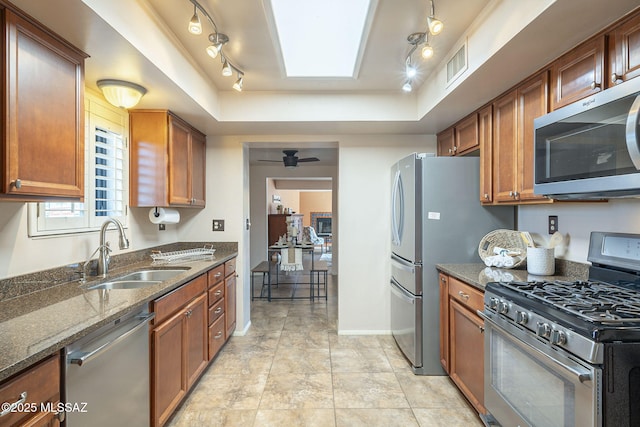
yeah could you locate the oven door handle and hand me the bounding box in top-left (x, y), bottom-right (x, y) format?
top-left (478, 311), bottom-right (593, 384)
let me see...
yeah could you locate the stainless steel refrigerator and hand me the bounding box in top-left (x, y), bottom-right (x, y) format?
top-left (390, 153), bottom-right (514, 375)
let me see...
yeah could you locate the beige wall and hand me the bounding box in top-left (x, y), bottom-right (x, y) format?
top-left (299, 191), bottom-right (332, 227)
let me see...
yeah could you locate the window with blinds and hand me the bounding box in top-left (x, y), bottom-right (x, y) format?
top-left (28, 94), bottom-right (128, 236)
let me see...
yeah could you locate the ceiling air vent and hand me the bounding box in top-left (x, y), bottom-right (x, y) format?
top-left (446, 41), bottom-right (468, 86)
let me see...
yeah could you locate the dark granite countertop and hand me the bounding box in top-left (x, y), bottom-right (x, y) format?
top-left (0, 242), bottom-right (237, 382)
top-left (436, 259), bottom-right (589, 292)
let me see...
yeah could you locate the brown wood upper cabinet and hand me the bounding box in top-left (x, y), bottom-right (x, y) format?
top-left (129, 110), bottom-right (206, 208)
top-left (1, 7), bottom-right (86, 200)
top-left (608, 9), bottom-right (640, 87)
top-left (437, 114), bottom-right (479, 157)
top-left (550, 35), bottom-right (605, 111)
top-left (492, 71), bottom-right (550, 204)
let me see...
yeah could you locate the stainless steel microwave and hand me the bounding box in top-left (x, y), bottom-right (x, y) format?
top-left (534, 77), bottom-right (640, 199)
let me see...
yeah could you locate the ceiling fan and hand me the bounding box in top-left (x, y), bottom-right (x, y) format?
top-left (259, 150), bottom-right (320, 168)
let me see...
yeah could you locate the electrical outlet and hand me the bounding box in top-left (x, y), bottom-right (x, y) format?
top-left (158, 224), bottom-right (166, 231)
top-left (548, 215), bottom-right (558, 234)
top-left (212, 219), bottom-right (225, 231)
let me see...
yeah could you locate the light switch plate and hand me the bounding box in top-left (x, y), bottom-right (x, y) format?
top-left (213, 219), bottom-right (225, 231)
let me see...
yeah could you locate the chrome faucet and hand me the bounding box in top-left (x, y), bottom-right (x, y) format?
top-left (97, 218), bottom-right (130, 277)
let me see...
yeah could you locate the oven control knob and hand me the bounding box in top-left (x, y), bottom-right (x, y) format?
top-left (515, 311), bottom-right (528, 325)
top-left (550, 329), bottom-right (567, 345)
top-left (498, 301), bottom-right (509, 314)
top-left (489, 297), bottom-right (499, 310)
top-left (536, 322), bottom-right (551, 338)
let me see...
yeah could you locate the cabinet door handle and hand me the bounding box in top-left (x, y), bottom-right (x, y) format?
top-left (11, 179), bottom-right (21, 189)
top-left (214, 307), bottom-right (222, 314)
top-left (440, 276), bottom-right (446, 282)
top-left (590, 81), bottom-right (601, 90)
top-left (611, 73), bottom-right (622, 84)
top-left (484, 193), bottom-right (489, 200)
top-left (458, 291), bottom-right (470, 301)
top-left (215, 290), bottom-right (222, 297)
top-left (185, 309), bottom-right (193, 318)
top-left (1, 391), bottom-right (27, 417)
top-left (512, 191), bottom-right (519, 199)
top-left (214, 331), bottom-right (223, 339)
top-left (479, 325), bottom-right (485, 333)
top-left (448, 148), bottom-right (453, 154)
top-left (214, 272), bottom-right (222, 278)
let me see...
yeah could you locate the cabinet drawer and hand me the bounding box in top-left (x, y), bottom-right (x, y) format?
top-left (225, 258), bottom-right (236, 278)
top-left (208, 265), bottom-right (224, 286)
top-left (0, 354), bottom-right (60, 426)
top-left (448, 277), bottom-right (484, 313)
top-left (208, 281), bottom-right (224, 306)
top-left (209, 298), bottom-right (225, 325)
top-left (153, 274), bottom-right (207, 324)
top-left (208, 316), bottom-right (226, 360)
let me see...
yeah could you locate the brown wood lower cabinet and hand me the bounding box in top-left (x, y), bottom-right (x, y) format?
top-left (0, 354), bottom-right (62, 426)
top-left (151, 275), bottom-right (208, 427)
top-left (439, 273), bottom-right (486, 415)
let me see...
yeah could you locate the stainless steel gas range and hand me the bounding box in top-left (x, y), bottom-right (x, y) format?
top-left (480, 232), bottom-right (640, 427)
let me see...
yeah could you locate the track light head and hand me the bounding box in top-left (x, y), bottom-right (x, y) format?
top-left (233, 74), bottom-right (244, 92)
top-left (188, 5), bottom-right (202, 34)
top-left (402, 81), bottom-right (412, 92)
top-left (221, 59), bottom-right (233, 77)
top-left (405, 57), bottom-right (417, 78)
top-left (421, 44), bottom-right (434, 59)
top-left (427, 15), bottom-right (443, 35)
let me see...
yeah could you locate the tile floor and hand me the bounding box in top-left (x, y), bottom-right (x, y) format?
top-left (167, 261), bottom-right (483, 427)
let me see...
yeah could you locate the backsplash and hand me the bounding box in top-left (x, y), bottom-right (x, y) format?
top-left (0, 241), bottom-right (238, 302)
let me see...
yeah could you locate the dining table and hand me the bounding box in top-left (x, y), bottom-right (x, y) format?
top-left (265, 242), bottom-right (318, 301)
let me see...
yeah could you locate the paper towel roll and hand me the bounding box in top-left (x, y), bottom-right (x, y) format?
top-left (149, 207), bottom-right (180, 224)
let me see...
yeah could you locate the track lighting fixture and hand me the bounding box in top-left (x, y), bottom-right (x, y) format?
top-left (186, 0), bottom-right (245, 91)
top-left (221, 59), bottom-right (233, 77)
top-left (233, 73), bottom-right (244, 92)
top-left (188, 4), bottom-right (202, 35)
top-left (427, 0), bottom-right (443, 35)
top-left (400, 0), bottom-right (443, 91)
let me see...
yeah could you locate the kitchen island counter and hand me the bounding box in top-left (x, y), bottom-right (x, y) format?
top-left (0, 242), bottom-right (237, 382)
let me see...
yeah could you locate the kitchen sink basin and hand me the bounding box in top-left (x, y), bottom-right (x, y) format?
top-left (117, 268), bottom-right (189, 282)
top-left (86, 268), bottom-right (190, 290)
top-left (88, 280), bottom-right (163, 290)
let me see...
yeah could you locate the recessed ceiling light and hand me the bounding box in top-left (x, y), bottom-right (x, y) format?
top-left (269, 0), bottom-right (372, 78)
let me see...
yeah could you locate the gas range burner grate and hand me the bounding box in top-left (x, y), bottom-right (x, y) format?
top-left (500, 280), bottom-right (640, 323)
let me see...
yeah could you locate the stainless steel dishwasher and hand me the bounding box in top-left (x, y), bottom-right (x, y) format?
top-left (64, 308), bottom-right (154, 426)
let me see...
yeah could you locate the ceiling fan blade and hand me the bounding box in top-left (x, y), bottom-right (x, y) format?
top-left (297, 157), bottom-right (320, 162)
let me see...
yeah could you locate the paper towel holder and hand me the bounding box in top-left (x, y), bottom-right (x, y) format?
top-left (153, 207), bottom-right (160, 218)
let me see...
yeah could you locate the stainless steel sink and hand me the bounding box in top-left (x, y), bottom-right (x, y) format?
top-left (86, 268), bottom-right (189, 290)
top-left (117, 269), bottom-right (189, 282)
top-left (88, 280), bottom-right (163, 290)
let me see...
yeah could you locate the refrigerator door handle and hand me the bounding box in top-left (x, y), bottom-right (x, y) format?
top-left (391, 169), bottom-right (403, 246)
top-left (391, 253), bottom-right (416, 272)
top-left (390, 279), bottom-right (415, 304)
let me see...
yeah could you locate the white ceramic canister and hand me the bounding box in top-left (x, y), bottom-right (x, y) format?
top-left (526, 247), bottom-right (555, 276)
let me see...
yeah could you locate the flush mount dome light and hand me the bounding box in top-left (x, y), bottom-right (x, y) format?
top-left (97, 79), bottom-right (147, 109)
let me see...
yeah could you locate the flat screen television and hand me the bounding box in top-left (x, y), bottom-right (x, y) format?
top-left (316, 217), bottom-right (332, 235)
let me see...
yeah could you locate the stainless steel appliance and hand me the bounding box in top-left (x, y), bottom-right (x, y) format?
top-left (390, 154), bottom-right (514, 375)
top-left (533, 76), bottom-right (640, 200)
top-left (481, 231), bottom-right (640, 427)
top-left (65, 307), bottom-right (154, 426)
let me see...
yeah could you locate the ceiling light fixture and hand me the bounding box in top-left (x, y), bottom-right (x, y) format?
top-left (400, 0), bottom-right (443, 91)
top-left (97, 79), bottom-right (147, 109)
top-left (221, 59), bottom-right (233, 77)
top-left (186, 0), bottom-right (245, 91)
top-left (233, 73), bottom-right (244, 92)
top-left (188, 4), bottom-right (202, 35)
top-left (427, 0), bottom-right (443, 36)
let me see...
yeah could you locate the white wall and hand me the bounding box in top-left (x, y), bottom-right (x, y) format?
top-left (337, 135), bottom-right (436, 333)
top-left (518, 199), bottom-right (640, 263)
